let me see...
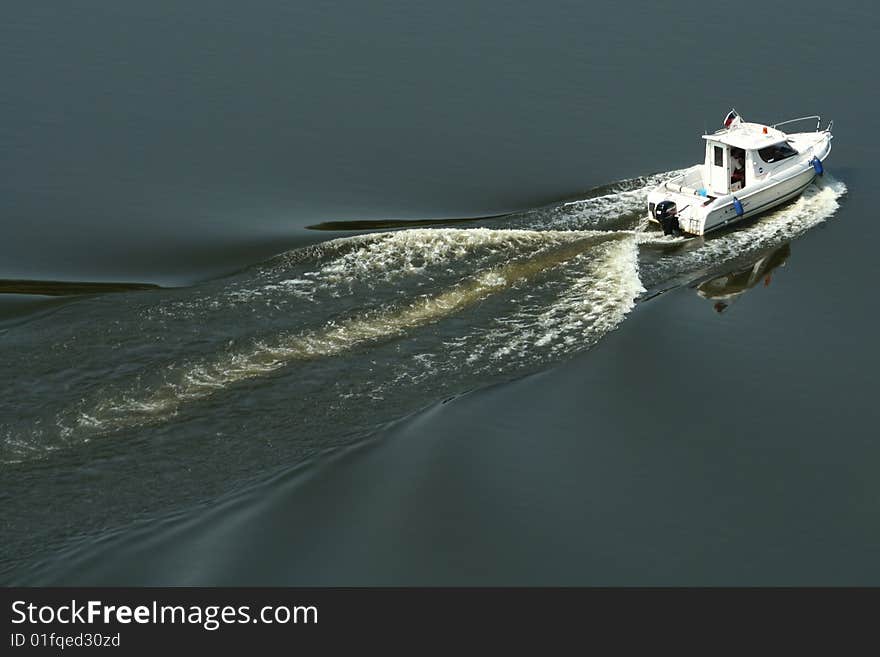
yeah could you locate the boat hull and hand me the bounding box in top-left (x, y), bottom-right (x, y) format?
top-left (702, 166), bottom-right (816, 234)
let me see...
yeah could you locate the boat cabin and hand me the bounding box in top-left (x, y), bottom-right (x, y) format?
top-left (702, 121), bottom-right (799, 196)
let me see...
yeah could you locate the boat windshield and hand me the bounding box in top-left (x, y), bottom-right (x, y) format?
top-left (758, 141), bottom-right (798, 163)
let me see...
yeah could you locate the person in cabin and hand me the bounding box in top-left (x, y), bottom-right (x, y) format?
top-left (730, 147), bottom-right (745, 188)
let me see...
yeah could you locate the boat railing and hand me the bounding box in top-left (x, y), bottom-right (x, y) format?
top-left (771, 115), bottom-right (827, 132)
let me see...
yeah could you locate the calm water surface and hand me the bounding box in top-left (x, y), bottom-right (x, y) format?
top-left (1, 1), bottom-right (877, 584)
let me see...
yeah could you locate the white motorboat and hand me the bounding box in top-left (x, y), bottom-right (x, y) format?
top-left (646, 110), bottom-right (833, 236)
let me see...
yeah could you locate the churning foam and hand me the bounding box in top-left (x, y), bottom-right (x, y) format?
top-left (41, 230), bottom-right (638, 443)
top-left (461, 237), bottom-right (644, 365)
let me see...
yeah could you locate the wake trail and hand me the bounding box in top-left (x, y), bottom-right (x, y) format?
top-left (0, 171), bottom-right (847, 463)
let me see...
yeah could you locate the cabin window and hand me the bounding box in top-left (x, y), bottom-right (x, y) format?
top-left (758, 141), bottom-right (798, 163)
top-left (714, 146), bottom-right (724, 167)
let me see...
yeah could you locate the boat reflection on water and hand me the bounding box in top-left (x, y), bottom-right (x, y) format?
top-left (695, 243), bottom-right (791, 313)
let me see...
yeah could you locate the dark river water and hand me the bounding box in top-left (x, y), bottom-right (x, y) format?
top-left (2, 1), bottom-right (877, 585)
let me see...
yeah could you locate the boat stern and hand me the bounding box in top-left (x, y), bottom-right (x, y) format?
top-left (646, 186), bottom-right (708, 236)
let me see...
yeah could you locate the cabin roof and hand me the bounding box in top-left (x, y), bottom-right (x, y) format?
top-left (702, 121), bottom-right (788, 149)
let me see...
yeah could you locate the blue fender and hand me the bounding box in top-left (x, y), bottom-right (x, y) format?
top-left (733, 196), bottom-right (744, 217)
top-left (811, 157), bottom-right (824, 176)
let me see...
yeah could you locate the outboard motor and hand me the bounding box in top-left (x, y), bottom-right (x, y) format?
top-left (654, 200), bottom-right (680, 236)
